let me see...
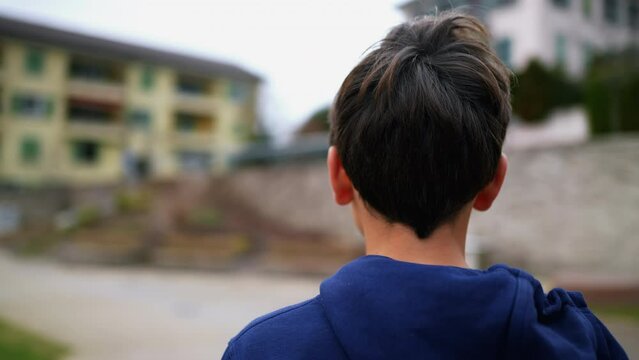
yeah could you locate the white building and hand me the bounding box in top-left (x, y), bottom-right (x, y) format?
top-left (399, 0), bottom-right (639, 77)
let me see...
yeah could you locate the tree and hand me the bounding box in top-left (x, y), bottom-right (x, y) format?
top-left (584, 48), bottom-right (639, 134)
top-left (511, 59), bottom-right (582, 123)
top-left (297, 106), bottom-right (330, 134)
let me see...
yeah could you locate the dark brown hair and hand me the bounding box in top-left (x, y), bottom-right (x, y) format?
top-left (330, 12), bottom-right (511, 238)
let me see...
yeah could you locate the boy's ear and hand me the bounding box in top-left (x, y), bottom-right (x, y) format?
top-left (473, 154), bottom-right (508, 212)
top-left (327, 146), bottom-right (355, 206)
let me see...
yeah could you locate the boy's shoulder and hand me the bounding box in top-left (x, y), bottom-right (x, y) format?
top-left (223, 296), bottom-right (347, 360)
top-left (223, 259), bottom-right (628, 359)
top-left (486, 264), bottom-right (628, 359)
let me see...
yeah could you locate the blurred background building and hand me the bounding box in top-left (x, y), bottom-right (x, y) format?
top-left (400, 0), bottom-right (639, 76)
top-left (0, 15), bottom-right (260, 186)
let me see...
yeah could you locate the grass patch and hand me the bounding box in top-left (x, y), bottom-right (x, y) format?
top-left (115, 190), bottom-right (151, 214)
top-left (591, 304), bottom-right (639, 323)
top-left (185, 208), bottom-right (222, 229)
top-left (0, 316), bottom-right (69, 360)
top-left (16, 233), bottom-right (64, 257)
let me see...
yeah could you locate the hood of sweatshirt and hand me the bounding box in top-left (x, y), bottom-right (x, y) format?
top-left (319, 255), bottom-right (624, 360)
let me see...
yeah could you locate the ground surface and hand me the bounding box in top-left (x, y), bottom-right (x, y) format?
top-left (0, 251), bottom-right (318, 360)
top-left (0, 251), bottom-right (637, 359)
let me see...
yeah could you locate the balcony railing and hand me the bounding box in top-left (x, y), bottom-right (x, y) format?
top-left (171, 131), bottom-right (215, 150)
top-left (67, 79), bottom-right (125, 104)
top-left (173, 93), bottom-right (218, 114)
top-left (66, 120), bottom-right (124, 144)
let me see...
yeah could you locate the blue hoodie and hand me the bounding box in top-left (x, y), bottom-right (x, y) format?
top-left (223, 255), bottom-right (628, 359)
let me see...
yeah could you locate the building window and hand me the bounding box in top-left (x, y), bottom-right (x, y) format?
top-left (604, 0), bottom-right (619, 23)
top-left (69, 58), bottom-right (123, 82)
top-left (555, 34), bottom-right (567, 68)
top-left (177, 151), bottom-right (212, 171)
top-left (12, 94), bottom-right (53, 118)
top-left (176, 76), bottom-right (209, 95)
top-left (630, 1), bottom-right (639, 29)
top-left (72, 141), bottom-right (100, 164)
top-left (176, 113), bottom-right (197, 131)
top-left (128, 109), bottom-right (151, 129)
top-left (582, 0), bottom-right (592, 17)
top-left (20, 137), bottom-right (41, 164)
top-left (140, 66), bottom-right (155, 90)
top-left (228, 82), bottom-right (249, 102)
top-left (24, 47), bottom-right (45, 75)
top-left (551, 0), bottom-right (570, 8)
top-left (495, 38), bottom-right (512, 68)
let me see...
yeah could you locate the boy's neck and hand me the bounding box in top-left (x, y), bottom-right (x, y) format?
top-left (360, 205), bottom-right (472, 268)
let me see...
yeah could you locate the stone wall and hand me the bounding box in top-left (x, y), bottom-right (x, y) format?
top-left (0, 186), bottom-right (71, 230)
top-left (227, 136), bottom-right (639, 275)
top-left (470, 136), bottom-right (639, 275)
top-left (228, 159), bottom-right (358, 243)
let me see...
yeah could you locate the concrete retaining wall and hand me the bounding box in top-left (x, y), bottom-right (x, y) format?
top-left (227, 136), bottom-right (639, 275)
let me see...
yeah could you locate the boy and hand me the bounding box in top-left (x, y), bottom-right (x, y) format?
top-left (223, 12), bottom-right (627, 359)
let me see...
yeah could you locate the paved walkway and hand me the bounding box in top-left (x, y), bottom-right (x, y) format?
top-left (0, 251), bottom-right (319, 360)
top-left (1, 251), bottom-right (637, 359)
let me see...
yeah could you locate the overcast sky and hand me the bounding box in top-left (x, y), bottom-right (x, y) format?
top-left (0, 0), bottom-right (405, 139)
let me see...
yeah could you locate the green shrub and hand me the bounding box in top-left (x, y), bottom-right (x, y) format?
top-left (584, 48), bottom-right (639, 135)
top-left (185, 208), bottom-right (222, 229)
top-left (297, 106), bottom-right (330, 134)
top-left (76, 207), bottom-right (100, 228)
top-left (511, 59), bottom-right (582, 123)
top-left (115, 190), bottom-right (151, 214)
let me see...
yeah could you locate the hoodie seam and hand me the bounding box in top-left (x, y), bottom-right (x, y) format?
top-left (317, 293), bottom-right (351, 360)
top-left (233, 298), bottom-right (316, 341)
top-left (502, 268), bottom-right (524, 360)
top-left (578, 308), bottom-right (605, 355)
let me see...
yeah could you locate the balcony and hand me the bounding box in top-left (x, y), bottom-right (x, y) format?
top-left (173, 93), bottom-right (217, 114)
top-left (67, 56), bottom-right (125, 104)
top-left (67, 79), bottom-right (124, 104)
top-left (171, 112), bottom-right (215, 149)
top-left (173, 75), bottom-right (216, 114)
top-left (66, 120), bottom-right (125, 144)
top-left (171, 131), bottom-right (215, 150)
top-left (66, 99), bottom-right (124, 144)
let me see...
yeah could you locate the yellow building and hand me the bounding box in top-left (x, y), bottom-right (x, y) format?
top-left (0, 15), bottom-right (260, 186)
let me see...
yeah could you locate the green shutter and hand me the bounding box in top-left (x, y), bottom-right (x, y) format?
top-left (496, 38), bottom-right (512, 68)
top-left (582, 0), bottom-right (592, 17)
top-left (72, 142), bottom-right (81, 163)
top-left (47, 99), bottom-right (54, 117)
top-left (555, 34), bottom-right (567, 68)
top-left (11, 95), bottom-right (22, 114)
top-left (25, 47), bottom-right (44, 75)
top-left (20, 137), bottom-right (41, 164)
top-left (141, 66), bottom-right (155, 90)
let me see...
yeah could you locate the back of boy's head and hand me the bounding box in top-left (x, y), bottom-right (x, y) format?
top-left (330, 12), bottom-right (511, 239)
